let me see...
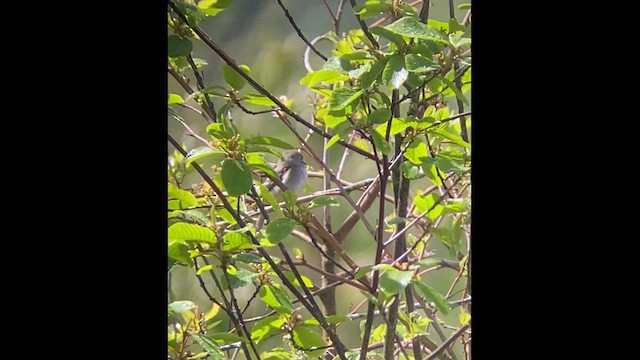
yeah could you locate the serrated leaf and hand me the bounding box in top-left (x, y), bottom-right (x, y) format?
top-left (308, 195), bottom-right (340, 209)
top-left (370, 129), bottom-right (391, 155)
top-left (259, 284), bottom-right (293, 315)
top-left (367, 108), bottom-right (392, 124)
top-left (414, 281), bottom-right (450, 315)
top-left (383, 17), bottom-right (448, 43)
top-left (168, 35), bottom-right (193, 57)
top-left (251, 315), bottom-right (285, 344)
top-left (292, 327), bottom-right (326, 357)
top-left (221, 159), bottom-right (253, 196)
top-left (360, 57), bottom-right (388, 89)
top-left (265, 218), bottom-right (295, 244)
top-left (168, 223), bottom-right (216, 244)
top-left (329, 87), bottom-right (364, 110)
top-left (168, 93), bottom-right (184, 105)
top-left (405, 54), bottom-right (440, 72)
top-left (244, 136), bottom-right (294, 149)
top-left (379, 269), bottom-right (414, 297)
top-left (169, 300), bottom-right (196, 313)
top-left (382, 54), bottom-right (408, 89)
top-left (184, 147), bottom-right (225, 169)
top-left (243, 94), bottom-right (276, 107)
top-left (190, 333), bottom-right (224, 359)
top-left (223, 64), bottom-right (250, 90)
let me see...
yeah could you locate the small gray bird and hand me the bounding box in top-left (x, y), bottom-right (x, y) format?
top-left (265, 149), bottom-right (308, 196)
top-left (256, 150), bottom-right (308, 229)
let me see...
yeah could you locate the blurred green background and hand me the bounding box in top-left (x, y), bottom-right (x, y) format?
top-left (169, 0), bottom-right (469, 355)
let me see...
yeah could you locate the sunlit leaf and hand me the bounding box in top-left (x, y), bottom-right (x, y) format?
top-left (223, 64), bottom-right (250, 90)
top-left (382, 54), bottom-right (408, 89)
top-left (168, 223), bottom-right (216, 244)
top-left (221, 159), bottom-right (253, 196)
top-left (414, 281), bottom-right (450, 315)
top-left (330, 87), bottom-right (364, 110)
top-left (379, 269), bottom-right (414, 297)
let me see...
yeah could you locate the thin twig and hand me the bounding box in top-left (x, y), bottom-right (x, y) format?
top-left (276, 0), bottom-right (327, 61)
top-left (168, 1), bottom-right (376, 162)
top-left (424, 324), bottom-right (470, 360)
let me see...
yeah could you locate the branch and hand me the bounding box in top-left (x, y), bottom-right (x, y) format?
top-left (168, 0), bottom-right (376, 162)
top-left (348, 0), bottom-right (380, 48)
top-left (167, 134), bottom-right (349, 360)
top-left (276, 0), bottom-right (327, 61)
top-left (424, 324), bottom-right (470, 360)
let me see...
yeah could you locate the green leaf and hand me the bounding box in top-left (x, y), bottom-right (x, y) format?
top-left (283, 271), bottom-right (314, 288)
top-left (404, 140), bottom-right (429, 165)
top-left (292, 327), bottom-right (326, 357)
top-left (458, 3), bottom-right (471, 10)
top-left (308, 195), bottom-right (340, 209)
top-left (316, 108), bottom-right (348, 129)
top-left (259, 284), bottom-right (293, 315)
top-left (244, 94), bottom-right (276, 107)
top-left (429, 128), bottom-right (470, 149)
top-left (375, 117), bottom-right (411, 136)
top-left (441, 77), bottom-right (469, 105)
top-left (325, 123), bottom-right (353, 149)
top-left (265, 218), bottom-right (295, 244)
top-left (383, 16), bottom-right (448, 43)
top-left (379, 269), bottom-right (414, 297)
top-left (459, 309), bottom-right (471, 326)
top-left (169, 300), bottom-right (196, 313)
top-left (220, 267), bottom-right (258, 290)
top-left (354, 265), bottom-right (374, 280)
top-left (405, 54), bottom-right (440, 73)
top-left (222, 232), bottom-right (256, 251)
top-left (256, 181), bottom-right (283, 218)
top-left (360, 57), bottom-right (388, 89)
top-left (206, 121), bottom-right (233, 140)
top-left (414, 192), bottom-right (444, 220)
top-left (168, 93), bottom-right (184, 105)
top-left (168, 183), bottom-right (198, 209)
top-left (329, 87), bottom-right (364, 110)
top-left (223, 64), bottom-right (250, 90)
top-left (168, 35), bottom-right (193, 57)
top-left (382, 54), bottom-right (408, 89)
top-left (233, 253), bottom-right (264, 264)
top-left (399, 161), bottom-right (422, 179)
top-left (367, 108), bottom-right (391, 124)
top-left (416, 258), bottom-right (441, 268)
top-left (369, 26), bottom-right (405, 47)
top-left (168, 242), bottom-right (191, 265)
top-left (300, 69), bottom-right (349, 87)
top-left (370, 129), bottom-right (391, 155)
top-left (184, 147), bottom-right (225, 169)
top-left (354, 1), bottom-right (391, 19)
top-left (251, 315), bottom-right (285, 344)
top-left (196, 264), bottom-right (214, 275)
top-left (208, 332), bottom-right (247, 345)
top-left (190, 333), bottom-right (224, 359)
top-left (168, 223), bottom-right (216, 244)
top-left (221, 159), bottom-right (253, 196)
top-left (423, 156), bottom-right (469, 173)
top-left (413, 281), bottom-right (450, 315)
top-left (244, 136), bottom-right (294, 149)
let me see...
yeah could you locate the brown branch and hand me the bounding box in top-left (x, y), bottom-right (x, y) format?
top-left (424, 324), bottom-right (470, 360)
top-left (348, 0), bottom-right (379, 48)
